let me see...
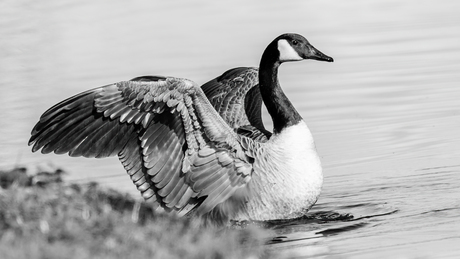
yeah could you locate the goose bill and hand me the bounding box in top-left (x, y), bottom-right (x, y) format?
top-left (307, 45), bottom-right (334, 62)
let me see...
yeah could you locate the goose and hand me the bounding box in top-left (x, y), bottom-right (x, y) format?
top-left (29, 33), bottom-right (333, 224)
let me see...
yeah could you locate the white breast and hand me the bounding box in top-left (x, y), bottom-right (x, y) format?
top-left (268, 121), bottom-right (323, 193)
top-left (245, 120), bottom-right (323, 220)
top-left (271, 121), bottom-right (318, 169)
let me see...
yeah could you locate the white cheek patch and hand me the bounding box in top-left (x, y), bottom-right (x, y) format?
top-left (278, 39), bottom-right (303, 62)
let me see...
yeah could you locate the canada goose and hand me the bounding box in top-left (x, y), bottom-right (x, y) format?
top-left (29, 33), bottom-right (333, 224)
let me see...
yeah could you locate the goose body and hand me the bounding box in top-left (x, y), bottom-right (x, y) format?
top-left (29, 33), bottom-right (333, 224)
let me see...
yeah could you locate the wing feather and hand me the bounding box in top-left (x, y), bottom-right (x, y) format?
top-left (38, 112), bottom-right (94, 153)
top-left (188, 158), bottom-right (223, 183)
top-left (31, 89), bottom-right (97, 134)
top-left (29, 76), bottom-right (256, 222)
top-left (154, 138), bottom-right (183, 189)
top-left (176, 187), bottom-right (196, 209)
top-left (197, 182), bottom-right (235, 215)
top-left (117, 135), bottom-right (160, 209)
top-left (195, 168), bottom-right (229, 196)
top-left (32, 107), bottom-right (93, 152)
top-left (164, 183), bottom-right (190, 208)
top-left (52, 115), bottom-right (102, 154)
top-left (161, 177), bottom-right (187, 208)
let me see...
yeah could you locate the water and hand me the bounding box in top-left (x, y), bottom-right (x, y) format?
top-left (1, 0), bottom-right (460, 257)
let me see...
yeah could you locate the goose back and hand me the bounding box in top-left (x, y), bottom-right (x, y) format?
top-left (201, 67), bottom-right (271, 142)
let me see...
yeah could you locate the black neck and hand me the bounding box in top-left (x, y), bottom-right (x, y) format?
top-left (259, 44), bottom-right (303, 134)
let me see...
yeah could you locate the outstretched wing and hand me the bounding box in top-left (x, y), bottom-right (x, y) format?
top-left (201, 67), bottom-right (271, 141)
top-left (29, 76), bottom-right (254, 221)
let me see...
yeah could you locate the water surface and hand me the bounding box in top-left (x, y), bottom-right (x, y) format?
top-left (1, 0), bottom-right (459, 257)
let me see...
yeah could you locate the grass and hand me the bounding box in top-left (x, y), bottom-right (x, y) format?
top-left (0, 168), bottom-right (277, 259)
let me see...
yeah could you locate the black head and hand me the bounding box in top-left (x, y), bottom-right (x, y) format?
top-left (273, 33), bottom-right (333, 63)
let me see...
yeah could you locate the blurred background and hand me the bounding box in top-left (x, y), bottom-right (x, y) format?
top-left (1, 0), bottom-right (459, 257)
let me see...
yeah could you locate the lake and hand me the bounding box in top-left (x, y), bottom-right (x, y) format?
top-left (1, 0), bottom-right (459, 257)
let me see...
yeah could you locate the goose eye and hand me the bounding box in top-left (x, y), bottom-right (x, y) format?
top-left (292, 40), bottom-right (298, 45)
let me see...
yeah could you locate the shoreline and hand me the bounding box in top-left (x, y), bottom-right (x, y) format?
top-left (0, 167), bottom-right (276, 259)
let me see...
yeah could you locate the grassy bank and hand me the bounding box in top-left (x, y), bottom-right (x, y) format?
top-left (0, 168), bottom-right (276, 259)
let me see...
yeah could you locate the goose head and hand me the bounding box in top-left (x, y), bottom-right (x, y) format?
top-left (273, 33), bottom-right (334, 64)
